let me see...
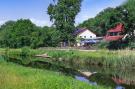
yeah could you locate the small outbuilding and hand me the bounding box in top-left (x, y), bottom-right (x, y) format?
top-left (104, 23), bottom-right (125, 41)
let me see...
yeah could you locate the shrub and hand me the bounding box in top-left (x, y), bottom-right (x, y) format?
top-left (128, 42), bottom-right (135, 50)
top-left (21, 47), bottom-right (31, 56)
top-left (107, 40), bottom-right (128, 50)
top-left (97, 41), bottom-right (109, 49)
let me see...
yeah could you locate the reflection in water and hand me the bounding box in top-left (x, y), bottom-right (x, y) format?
top-left (75, 76), bottom-right (97, 85)
top-left (75, 75), bottom-right (125, 89)
top-left (75, 76), bottom-right (89, 83)
top-left (2, 55), bottom-right (135, 89)
top-left (116, 85), bottom-right (125, 89)
top-left (55, 59), bottom-right (135, 89)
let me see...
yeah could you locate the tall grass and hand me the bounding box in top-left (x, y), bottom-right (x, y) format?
top-left (0, 59), bottom-right (110, 89)
top-left (1, 48), bottom-right (135, 68)
top-left (39, 49), bottom-right (135, 68)
top-left (37, 49), bottom-right (135, 68)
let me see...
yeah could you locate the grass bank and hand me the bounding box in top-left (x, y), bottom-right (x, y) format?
top-left (1, 48), bottom-right (135, 68)
top-left (0, 59), bottom-right (109, 89)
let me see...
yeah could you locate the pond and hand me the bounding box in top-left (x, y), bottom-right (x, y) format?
top-left (1, 55), bottom-right (135, 89)
top-left (54, 58), bottom-right (135, 89)
top-left (75, 68), bottom-right (135, 89)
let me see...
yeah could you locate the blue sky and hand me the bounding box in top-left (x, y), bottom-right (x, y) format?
top-left (0, 0), bottom-right (126, 27)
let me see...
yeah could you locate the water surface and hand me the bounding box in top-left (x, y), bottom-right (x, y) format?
top-left (2, 55), bottom-right (135, 89)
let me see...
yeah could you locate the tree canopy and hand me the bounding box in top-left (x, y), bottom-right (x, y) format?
top-left (78, 0), bottom-right (135, 39)
top-left (47, 0), bottom-right (83, 42)
top-left (0, 19), bottom-right (61, 48)
top-left (0, 0), bottom-right (135, 49)
top-left (123, 0), bottom-right (135, 41)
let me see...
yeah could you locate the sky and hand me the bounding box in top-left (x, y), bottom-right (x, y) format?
top-left (0, 0), bottom-right (126, 27)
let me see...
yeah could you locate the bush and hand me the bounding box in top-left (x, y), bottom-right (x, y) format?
top-left (107, 40), bottom-right (128, 50)
top-left (97, 41), bottom-right (109, 49)
top-left (21, 47), bottom-right (31, 56)
top-left (97, 40), bottom-right (128, 50)
top-left (128, 42), bottom-right (135, 50)
top-left (4, 47), bottom-right (9, 56)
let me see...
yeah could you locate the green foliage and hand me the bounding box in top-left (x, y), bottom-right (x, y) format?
top-left (97, 40), bottom-right (128, 50)
top-left (4, 47), bottom-right (9, 56)
top-left (78, 7), bottom-right (118, 36)
top-left (123, 0), bottom-right (135, 42)
top-left (77, 0), bottom-right (135, 49)
top-left (0, 19), bottom-right (61, 48)
top-left (21, 47), bottom-right (31, 56)
top-left (97, 41), bottom-right (109, 49)
top-left (30, 26), bottom-right (61, 48)
top-left (107, 41), bottom-right (128, 50)
top-left (128, 42), bottom-right (135, 50)
top-left (78, 0), bottom-right (135, 39)
top-left (76, 36), bottom-right (84, 43)
top-left (47, 0), bottom-right (83, 42)
top-left (0, 19), bottom-right (36, 48)
top-left (39, 49), bottom-right (135, 68)
top-left (0, 59), bottom-right (109, 89)
top-left (3, 48), bottom-right (135, 68)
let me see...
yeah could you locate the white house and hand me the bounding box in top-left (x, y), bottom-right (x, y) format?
top-left (74, 28), bottom-right (97, 46)
top-left (78, 29), bottom-right (96, 39)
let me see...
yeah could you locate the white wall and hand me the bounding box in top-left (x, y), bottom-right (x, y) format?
top-left (78, 30), bottom-right (96, 39)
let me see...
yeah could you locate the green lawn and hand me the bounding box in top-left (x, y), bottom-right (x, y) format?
top-left (0, 60), bottom-right (110, 89)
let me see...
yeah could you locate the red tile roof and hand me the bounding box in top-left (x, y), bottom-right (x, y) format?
top-left (104, 23), bottom-right (125, 41)
top-left (105, 36), bottom-right (124, 41)
top-left (108, 23), bottom-right (124, 32)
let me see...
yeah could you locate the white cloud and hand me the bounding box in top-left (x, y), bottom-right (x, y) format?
top-left (0, 20), bottom-right (7, 26)
top-left (30, 18), bottom-right (52, 27)
top-left (0, 19), bottom-right (53, 27)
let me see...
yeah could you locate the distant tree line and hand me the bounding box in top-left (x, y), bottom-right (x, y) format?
top-left (0, 0), bottom-right (83, 48)
top-left (1, 0), bottom-right (134, 49)
top-left (78, 0), bottom-right (135, 49)
top-left (78, 0), bottom-right (135, 40)
top-left (0, 19), bottom-right (61, 48)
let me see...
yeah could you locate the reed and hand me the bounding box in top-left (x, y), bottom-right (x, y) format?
top-left (36, 49), bottom-right (135, 68)
top-left (1, 48), bottom-right (135, 68)
top-left (0, 59), bottom-right (110, 89)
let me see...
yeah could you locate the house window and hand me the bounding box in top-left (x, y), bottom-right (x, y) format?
top-left (90, 36), bottom-right (92, 38)
top-left (84, 36), bottom-right (86, 38)
top-left (109, 32), bottom-right (113, 36)
top-left (109, 32), bottom-right (119, 36)
top-left (119, 32), bottom-right (123, 35)
top-left (113, 32), bottom-right (118, 36)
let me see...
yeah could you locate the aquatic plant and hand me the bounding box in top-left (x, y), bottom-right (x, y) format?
top-left (1, 48), bottom-right (135, 68)
top-left (0, 59), bottom-right (110, 89)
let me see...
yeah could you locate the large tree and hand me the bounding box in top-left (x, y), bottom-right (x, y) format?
top-left (0, 19), bottom-right (37, 48)
top-left (47, 0), bottom-right (83, 43)
top-left (0, 19), bottom-right (61, 48)
top-left (78, 7), bottom-right (117, 36)
top-left (123, 0), bottom-right (135, 42)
